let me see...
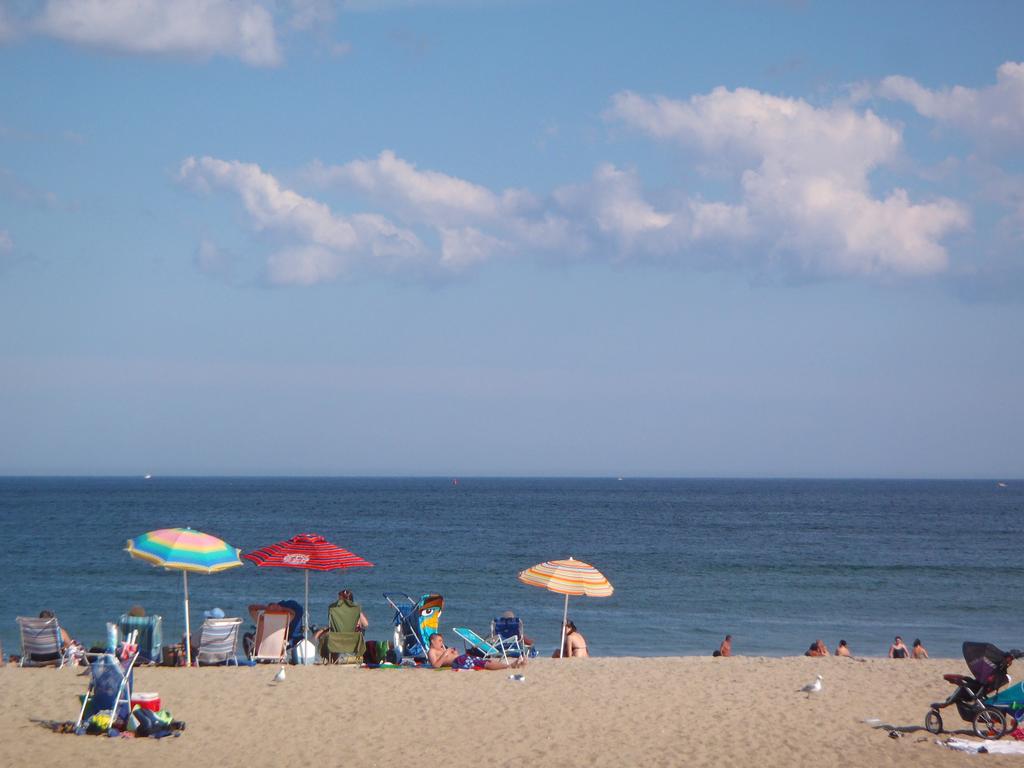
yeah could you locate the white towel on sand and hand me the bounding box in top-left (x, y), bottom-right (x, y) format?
top-left (943, 738), bottom-right (1024, 754)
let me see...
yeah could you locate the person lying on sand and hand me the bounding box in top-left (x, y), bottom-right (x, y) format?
top-left (427, 633), bottom-right (525, 670)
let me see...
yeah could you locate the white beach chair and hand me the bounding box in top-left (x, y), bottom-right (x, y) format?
top-left (250, 609), bottom-right (291, 663)
top-left (196, 617), bottom-right (243, 666)
top-left (16, 616), bottom-right (68, 668)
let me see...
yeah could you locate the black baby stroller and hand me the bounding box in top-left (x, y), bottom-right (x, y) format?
top-left (925, 641), bottom-right (1024, 740)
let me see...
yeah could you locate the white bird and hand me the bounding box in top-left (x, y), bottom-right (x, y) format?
top-left (273, 665), bottom-right (286, 682)
top-left (799, 675), bottom-right (823, 696)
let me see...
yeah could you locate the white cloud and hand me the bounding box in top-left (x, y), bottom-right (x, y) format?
top-left (32, 0), bottom-right (282, 66)
top-left (607, 87), bottom-right (969, 276)
top-left (876, 61), bottom-right (1024, 142)
top-left (306, 151), bottom-right (580, 261)
top-left (181, 79), bottom-right (985, 286)
top-left (179, 156), bottom-right (428, 284)
top-left (311, 150), bottom-right (504, 223)
top-left (0, 229), bottom-right (12, 253)
top-left (439, 226), bottom-right (506, 269)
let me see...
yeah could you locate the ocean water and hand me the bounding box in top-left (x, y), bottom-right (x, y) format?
top-left (1, 477), bottom-right (1021, 660)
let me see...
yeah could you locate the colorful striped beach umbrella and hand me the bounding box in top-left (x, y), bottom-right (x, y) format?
top-left (243, 533), bottom-right (374, 644)
top-left (126, 528), bottom-right (242, 665)
top-left (517, 557), bottom-right (613, 657)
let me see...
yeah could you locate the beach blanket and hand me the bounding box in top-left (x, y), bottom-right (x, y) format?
top-left (942, 738), bottom-right (1024, 754)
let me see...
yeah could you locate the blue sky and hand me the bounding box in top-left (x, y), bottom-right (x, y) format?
top-left (1, 0), bottom-right (1022, 477)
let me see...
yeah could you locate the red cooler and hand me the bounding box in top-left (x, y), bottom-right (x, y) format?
top-left (131, 692), bottom-right (161, 711)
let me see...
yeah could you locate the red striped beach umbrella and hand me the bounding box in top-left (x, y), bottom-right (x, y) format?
top-left (517, 557), bottom-right (613, 657)
top-left (244, 533), bottom-right (374, 644)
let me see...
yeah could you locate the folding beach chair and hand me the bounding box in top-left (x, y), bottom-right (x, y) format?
top-left (491, 615), bottom-right (533, 657)
top-left (319, 601), bottom-right (366, 664)
top-left (250, 609), bottom-right (292, 663)
top-left (195, 617), bottom-right (243, 666)
top-left (75, 648), bottom-right (139, 729)
top-left (15, 616), bottom-right (68, 668)
top-left (452, 627), bottom-right (509, 664)
top-left (118, 614), bottom-right (163, 664)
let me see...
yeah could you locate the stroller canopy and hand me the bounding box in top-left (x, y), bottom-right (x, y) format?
top-left (964, 642), bottom-right (1011, 687)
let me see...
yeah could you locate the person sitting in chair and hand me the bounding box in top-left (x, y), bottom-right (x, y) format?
top-left (315, 590), bottom-right (368, 662)
top-left (36, 610), bottom-right (84, 664)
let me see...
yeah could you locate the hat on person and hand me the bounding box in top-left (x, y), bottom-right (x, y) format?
top-left (203, 607), bottom-right (225, 619)
top-left (128, 605), bottom-right (146, 617)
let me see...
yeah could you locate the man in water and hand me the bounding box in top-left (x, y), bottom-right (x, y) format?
top-left (427, 633), bottom-right (523, 670)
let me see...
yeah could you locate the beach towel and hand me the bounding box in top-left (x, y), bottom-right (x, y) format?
top-left (942, 737), bottom-right (1024, 754)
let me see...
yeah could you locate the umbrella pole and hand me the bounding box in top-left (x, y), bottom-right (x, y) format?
top-left (183, 570), bottom-right (192, 667)
top-left (558, 593), bottom-right (569, 658)
top-left (303, 570), bottom-right (310, 645)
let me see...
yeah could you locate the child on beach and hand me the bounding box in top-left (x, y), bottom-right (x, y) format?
top-left (835, 640), bottom-right (851, 657)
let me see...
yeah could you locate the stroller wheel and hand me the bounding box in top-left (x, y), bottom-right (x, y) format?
top-left (924, 709), bottom-right (943, 734)
top-left (972, 707), bottom-right (1007, 740)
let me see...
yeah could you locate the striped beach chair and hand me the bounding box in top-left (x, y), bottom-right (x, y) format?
top-left (195, 617), bottom-right (243, 666)
top-left (117, 614), bottom-right (163, 665)
top-left (250, 609), bottom-right (291, 663)
top-left (15, 616), bottom-right (67, 668)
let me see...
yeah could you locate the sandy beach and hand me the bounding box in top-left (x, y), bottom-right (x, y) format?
top-left (0, 656), bottom-right (1018, 767)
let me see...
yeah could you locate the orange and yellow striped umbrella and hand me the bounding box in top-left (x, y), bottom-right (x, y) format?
top-left (517, 557), bottom-right (613, 597)
top-left (517, 557), bottom-right (612, 657)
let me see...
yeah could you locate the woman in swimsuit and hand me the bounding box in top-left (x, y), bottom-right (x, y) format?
top-left (552, 620), bottom-right (589, 658)
top-left (889, 636), bottom-right (910, 658)
top-left (912, 639), bottom-right (929, 659)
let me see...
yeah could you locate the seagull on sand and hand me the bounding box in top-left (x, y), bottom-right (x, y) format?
top-left (273, 665), bottom-right (286, 682)
top-left (799, 675), bottom-right (823, 696)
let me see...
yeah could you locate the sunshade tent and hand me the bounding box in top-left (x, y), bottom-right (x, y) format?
top-left (243, 533), bottom-right (374, 645)
top-left (517, 557), bottom-right (613, 657)
top-left (126, 527), bottom-right (242, 665)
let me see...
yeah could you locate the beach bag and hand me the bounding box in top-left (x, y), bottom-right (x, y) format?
top-left (293, 639), bottom-right (317, 665)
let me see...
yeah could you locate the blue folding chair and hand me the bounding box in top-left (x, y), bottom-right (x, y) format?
top-left (452, 627), bottom-right (509, 664)
top-left (491, 615), bottom-right (537, 658)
